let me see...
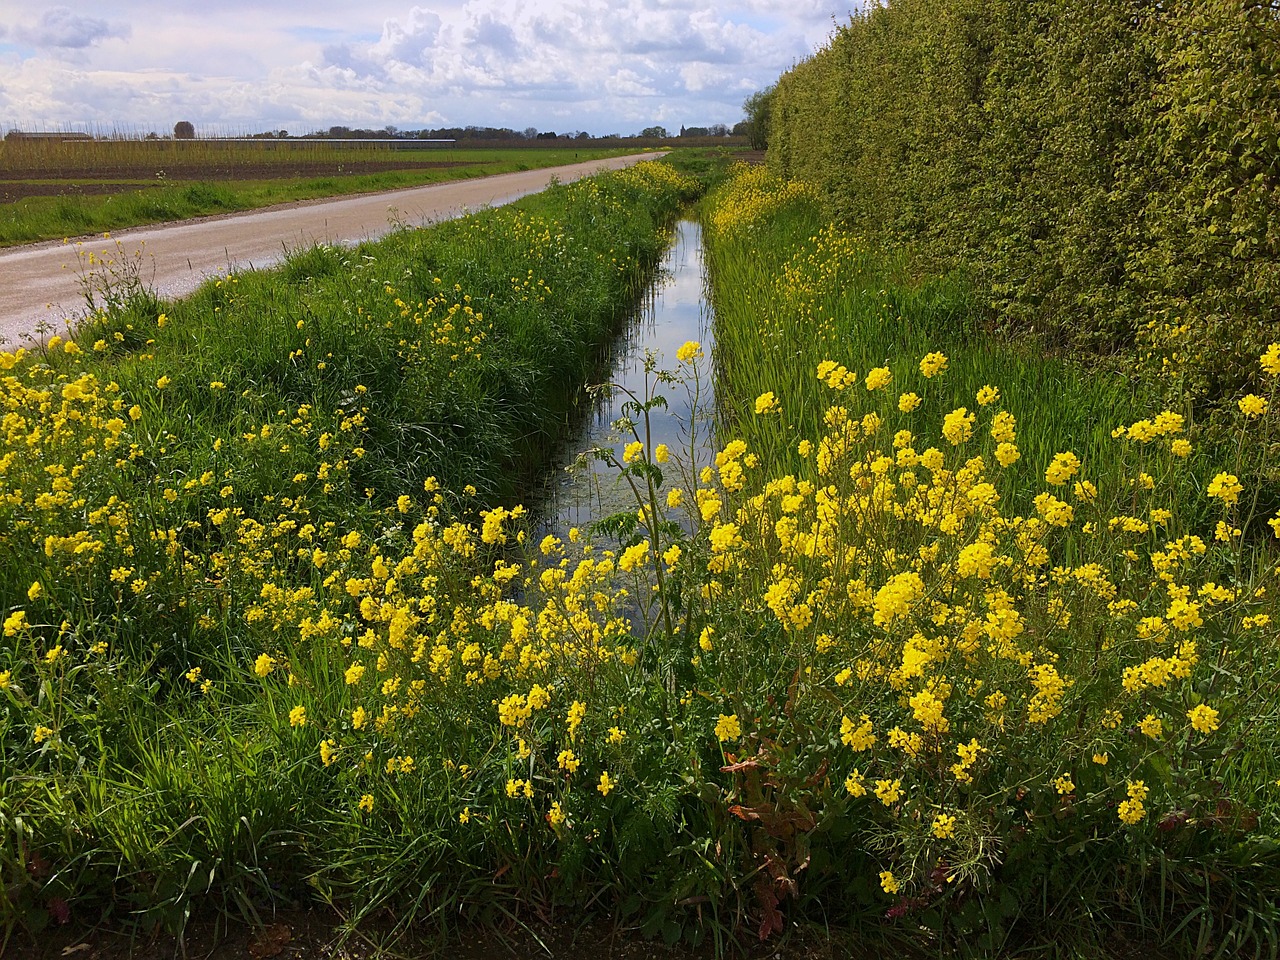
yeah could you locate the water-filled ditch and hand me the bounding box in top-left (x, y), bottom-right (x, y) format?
top-left (531, 217), bottom-right (715, 538)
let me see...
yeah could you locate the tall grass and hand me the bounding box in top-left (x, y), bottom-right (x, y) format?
top-left (0, 159), bottom-right (703, 938)
top-left (2, 160), bottom-right (1277, 959)
top-left (698, 165), bottom-right (1280, 955)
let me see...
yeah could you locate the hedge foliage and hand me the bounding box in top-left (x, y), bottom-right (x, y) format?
top-left (769, 0), bottom-right (1280, 416)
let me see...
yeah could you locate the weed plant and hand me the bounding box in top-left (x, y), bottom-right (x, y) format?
top-left (0, 158), bottom-right (697, 938)
top-left (696, 166), bottom-right (1280, 955)
top-left (2, 161), bottom-right (1279, 960)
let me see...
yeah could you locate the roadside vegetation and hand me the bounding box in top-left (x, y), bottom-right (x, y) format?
top-left (701, 166), bottom-right (1280, 957)
top-left (3, 3), bottom-right (1276, 945)
top-left (0, 141), bottom-right (650, 247)
top-left (0, 159), bottom-right (703, 942)
top-left (5, 136), bottom-right (1278, 956)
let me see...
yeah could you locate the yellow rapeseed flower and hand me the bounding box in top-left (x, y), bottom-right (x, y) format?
top-left (874, 778), bottom-right (903, 806)
top-left (864, 367), bottom-right (891, 391)
top-left (715, 714), bottom-right (741, 741)
top-left (754, 391), bottom-right (780, 414)
top-left (557, 749), bottom-right (580, 773)
top-left (1238, 394), bottom-right (1268, 418)
top-left (1187, 703), bottom-right (1220, 734)
top-left (676, 340), bottom-right (701, 362)
top-left (1044, 452), bottom-right (1081, 485)
top-left (1206, 473), bottom-right (1242, 506)
top-left (841, 714), bottom-right (876, 751)
top-left (919, 352), bottom-right (948, 378)
top-left (942, 408), bottom-right (975, 445)
top-left (1261, 343), bottom-right (1280, 376)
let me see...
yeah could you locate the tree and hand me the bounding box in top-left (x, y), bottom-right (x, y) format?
top-left (173, 120), bottom-right (195, 139)
top-left (742, 85), bottom-right (775, 150)
top-left (640, 125), bottom-right (669, 139)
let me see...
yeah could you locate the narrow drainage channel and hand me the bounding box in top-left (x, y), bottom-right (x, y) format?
top-left (532, 217), bottom-right (715, 539)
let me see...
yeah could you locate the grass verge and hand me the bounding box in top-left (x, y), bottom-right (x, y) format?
top-left (2, 159), bottom-right (1278, 960)
top-left (0, 158), bottom-right (702, 941)
top-left (698, 165), bottom-right (1280, 956)
top-left (0, 147), bottom-right (653, 247)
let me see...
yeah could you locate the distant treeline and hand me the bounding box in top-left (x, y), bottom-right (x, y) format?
top-left (289, 124), bottom-right (745, 142)
top-left (769, 0), bottom-right (1279, 408)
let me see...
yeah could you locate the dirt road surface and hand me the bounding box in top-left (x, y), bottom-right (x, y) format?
top-left (0, 152), bottom-right (664, 347)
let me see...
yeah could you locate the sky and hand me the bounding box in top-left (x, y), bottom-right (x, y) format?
top-left (0, 2), bottom-right (857, 137)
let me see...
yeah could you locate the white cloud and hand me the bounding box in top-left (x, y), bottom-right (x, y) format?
top-left (12, 8), bottom-right (130, 50)
top-left (0, 1), bottom-right (855, 135)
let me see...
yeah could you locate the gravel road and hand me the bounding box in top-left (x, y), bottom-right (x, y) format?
top-left (0, 152), bottom-right (664, 346)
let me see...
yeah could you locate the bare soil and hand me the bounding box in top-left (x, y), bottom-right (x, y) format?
top-left (3, 908), bottom-right (857, 960)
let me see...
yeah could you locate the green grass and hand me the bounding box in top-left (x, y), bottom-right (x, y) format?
top-left (2, 159), bottom-right (1277, 960)
top-left (1, 160), bottom-right (703, 940)
top-left (698, 167), bottom-right (1280, 958)
top-left (0, 147), bottom-right (656, 247)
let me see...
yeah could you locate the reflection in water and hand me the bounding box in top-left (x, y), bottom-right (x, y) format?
top-left (533, 219), bottom-right (715, 540)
